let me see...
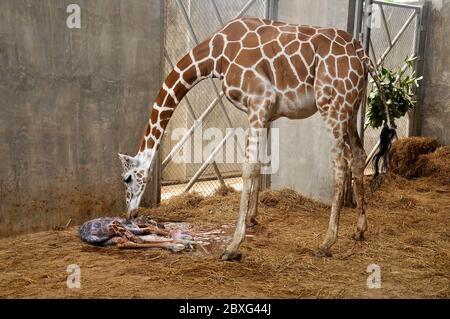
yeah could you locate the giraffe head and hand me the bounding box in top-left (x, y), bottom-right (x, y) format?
top-left (118, 153), bottom-right (150, 219)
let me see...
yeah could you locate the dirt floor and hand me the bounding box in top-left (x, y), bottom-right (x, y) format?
top-left (1, 139), bottom-right (449, 298)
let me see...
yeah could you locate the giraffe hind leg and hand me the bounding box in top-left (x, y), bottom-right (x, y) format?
top-left (314, 96), bottom-right (352, 257)
top-left (348, 119), bottom-right (368, 241)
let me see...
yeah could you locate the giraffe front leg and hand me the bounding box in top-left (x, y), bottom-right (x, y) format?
top-left (246, 173), bottom-right (261, 227)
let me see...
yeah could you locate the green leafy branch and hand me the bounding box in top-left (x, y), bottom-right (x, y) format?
top-left (365, 56), bottom-right (422, 129)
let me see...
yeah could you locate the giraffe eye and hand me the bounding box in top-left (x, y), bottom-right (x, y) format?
top-left (124, 175), bottom-right (132, 184)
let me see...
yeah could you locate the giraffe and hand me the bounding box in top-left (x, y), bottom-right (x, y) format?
top-left (118, 16), bottom-right (378, 261)
top-left (79, 215), bottom-right (193, 251)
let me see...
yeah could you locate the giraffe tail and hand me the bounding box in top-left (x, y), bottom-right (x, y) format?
top-left (353, 39), bottom-right (397, 183)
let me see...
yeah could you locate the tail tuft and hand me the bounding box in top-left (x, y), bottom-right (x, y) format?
top-left (372, 122), bottom-right (397, 180)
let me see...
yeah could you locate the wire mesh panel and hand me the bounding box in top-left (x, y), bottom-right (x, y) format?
top-left (161, 0), bottom-right (272, 200)
top-left (363, 0), bottom-right (422, 174)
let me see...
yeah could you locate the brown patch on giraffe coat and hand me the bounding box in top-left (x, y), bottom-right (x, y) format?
top-left (165, 70), bottom-right (179, 88)
top-left (145, 123), bottom-right (151, 136)
top-left (163, 94), bottom-right (176, 109)
top-left (263, 41), bottom-right (282, 59)
top-left (349, 71), bottom-right (359, 86)
top-left (279, 33), bottom-right (297, 47)
top-left (224, 42), bottom-right (241, 61)
top-left (327, 55), bottom-right (337, 78)
top-left (159, 119), bottom-right (169, 130)
top-left (225, 64), bottom-right (243, 87)
top-left (297, 33), bottom-right (311, 42)
top-left (290, 55), bottom-right (307, 83)
top-left (347, 89), bottom-right (359, 103)
top-left (160, 109), bottom-right (174, 121)
top-left (319, 28), bottom-right (336, 40)
top-left (298, 26), bottom-right (316, 36)
top-left (257, 26), bottom-right (280, 44)
top-left (336, 29), bottom-right (353, 43)
top-left (155, 90), bottom-right (167, 108)
top-left (314, 35), bottom-right (332, 56)
top-left (198, 58), bottom-right (214, 77)
top-left (147, 138), bottom-right (155, 149)
top-left (174, 82), bottom-right (189, 101)
top-left (242, 32), bottom-right (259, 48)
top-left (192, 39), bottom-right (211, 62)
top-left (345, 78), bottom-right (353, 91)
top-left (242, 70), bottom-right (265, 96)
top-left (350, 57), bottom-right (363, 73)
top-left (299, 43), bottom-right (314, 66)
top-left (211, 34), bottom-right (225, 58)
top-left (152, 127), bottom-right (162, 140)
top-left (220, 57), bottom-right (230, 74)
top-left (333, 79), bottom-right (346, 93)
top-left (280, 25), bottom-right (297, 32)
top-left (150, 109), bottom-right (159, 125)
top-left (256, 59), bottom-right (274, 82)
top-left (176, 55), bottom-right (192, 71)
top-left (275, 55), bottom-right (298, 90)
top-left (331, 42), bottom-right (346, 56)
top-left (285, 41), bottom-right (300, 55)
top-left (227, 89), bottom-right (243, 103)
top-left (272, 21), bottom-right (287, 27)
top-left (235, 48), bottom-right (262, 68)
top-left (335, 35), bottom-right (346, 46)
top-left (222, 21), bottom-right (247, 41)
top-left (241, 18), bottom-right (260, 31)
top-left (183, 66), bottom-right (197, 86)
top-left (337, 56), bottom-right (350, 78)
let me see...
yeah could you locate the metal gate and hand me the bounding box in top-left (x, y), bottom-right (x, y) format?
top-left (350, 0), bottom-right (429, 171)
top-left (160, 0), bottom-right (277, 200)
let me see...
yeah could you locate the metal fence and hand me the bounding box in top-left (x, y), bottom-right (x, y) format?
top-left (353, 0), bottom-right (427, 173)
top-left (161, 0), bottom-right (276, 200)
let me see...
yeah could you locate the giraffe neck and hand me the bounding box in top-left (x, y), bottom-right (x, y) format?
top-left (135, 38), bottom-right (221, 169)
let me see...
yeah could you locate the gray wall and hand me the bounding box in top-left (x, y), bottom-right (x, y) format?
top-left (420, 0), bottom-right (450, 144)
top-left (271, 0), bottom-right (349, 204)
top-left (0, 0), bottom-right (163, 237)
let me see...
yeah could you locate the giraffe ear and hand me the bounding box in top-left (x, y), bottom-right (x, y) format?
top-left (118, 153), bottom-right (136, 169)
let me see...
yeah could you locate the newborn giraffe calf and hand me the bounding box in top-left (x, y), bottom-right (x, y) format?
top-left (79, 216), bottom-right (191, 252)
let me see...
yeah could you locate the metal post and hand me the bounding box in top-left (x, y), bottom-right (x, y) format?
top-left (347, 0), bottom-right (357, 34)
top-left (353, 0), bottom-right (364, 39)
top-left (410, 1), bottom-right (430, 136)
top-left (356, 0), bottom-right (372, 144)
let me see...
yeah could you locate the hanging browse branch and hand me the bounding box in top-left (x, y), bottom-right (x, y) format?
top-left (365, 56), bottom-right (423, 130)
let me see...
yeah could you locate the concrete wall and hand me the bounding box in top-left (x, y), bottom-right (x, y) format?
top-left (420, 0), bottom-right (450, 144)
top-left (271, 0), bottom-right (349, 204)
top-left (0, 0), bottom-right (163, 237)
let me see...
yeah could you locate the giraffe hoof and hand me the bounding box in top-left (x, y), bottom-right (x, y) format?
top-left (246, 218), bottom-right (259, 228)
top-left (221, 251), bottom-right (242, 262)
top-left (314, 247), bottom-right (332, 258)
top-left (169, 243), bottom-right (185, 253)
top-left (352, 232), bottom-right (365, 241)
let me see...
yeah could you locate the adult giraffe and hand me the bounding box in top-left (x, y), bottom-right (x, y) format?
top-left (118, 17), bottom-right (376, 261)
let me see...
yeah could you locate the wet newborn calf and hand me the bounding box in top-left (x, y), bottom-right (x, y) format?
top-left (79, 216), bottom-right (191, 252)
